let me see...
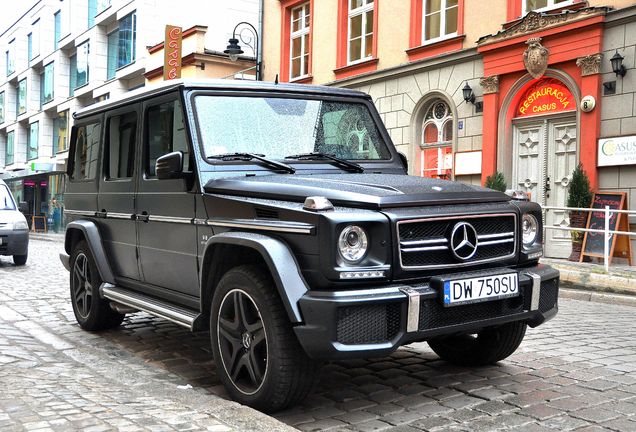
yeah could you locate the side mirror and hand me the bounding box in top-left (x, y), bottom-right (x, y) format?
top-left (18, 201), bottom-right (29, 214)
top-left (398, 152), bottom-right (408, 174)
top-left (156, 151), bottom-right (184, 180)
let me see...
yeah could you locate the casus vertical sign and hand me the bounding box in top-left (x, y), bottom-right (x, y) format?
top-left (164, 25), bottom-right (182, 80)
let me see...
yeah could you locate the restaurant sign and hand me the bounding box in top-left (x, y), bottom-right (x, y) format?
top-left (517, 78), bottom-right (574, 117)
top-left (163, 25), bottom-right (182, 81)
top-left (598, 136), bottom-right (636, 167)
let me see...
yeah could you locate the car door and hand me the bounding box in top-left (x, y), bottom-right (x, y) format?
top-left (97, 104), bottom-right (141, 282)
top-left (136, 93), bottom-right (199, 297)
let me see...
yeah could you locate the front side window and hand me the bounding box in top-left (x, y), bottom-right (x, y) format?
top-left (146, 99), bottom-right (188, 176)
top-left (290, 3), bottom-right (310, 80)
top-left (195, 96), bottom-right (390, 161)
top-left (28, 122), bottom-right (39, 160)
top-left (424, 0), bottom-right (458, 42)
top-left (0, 185), bottom-right (16, 210)
top-left (53, 110), bottom-right (69, 154)
top-left (106, 111), bottom-right (137, 179)
top-left (0, 92), bottom-right (4, 124)
top-left (118, 12), bottom-right (136, 68)
top-left (41, 62), bottom-right (54, 106)
top-left (72, 122), bottom-right (101, 180)
top-left (523, 0), bottom-right (572, 13)
top-left (6, 131), bottom-right (14, 165)
top-left (17, 79), bottom-right (27, 115)
top-left (348, 0), bottom-right (374, 64)
top-left (420, 100), bottom-right (453, 179)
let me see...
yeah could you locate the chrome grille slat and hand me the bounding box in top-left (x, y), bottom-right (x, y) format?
top-left (397, 213), bottom-right (517, 270)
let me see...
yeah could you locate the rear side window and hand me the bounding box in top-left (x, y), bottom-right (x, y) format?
top-left (106, 111), bottom-right (137, 179)
top-left (146, 99), bottom-right (189, 177)
top-left (71, 122), bottom-right (101, 180)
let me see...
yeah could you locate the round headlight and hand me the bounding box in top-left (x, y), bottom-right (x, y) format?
top-left (338, 225), bottom-right (368, 263)
top-left (522, 214), bottom-right (539, 246)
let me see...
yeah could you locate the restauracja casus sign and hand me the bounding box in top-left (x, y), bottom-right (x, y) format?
top-left (598, 136), bottom-right (636, 167)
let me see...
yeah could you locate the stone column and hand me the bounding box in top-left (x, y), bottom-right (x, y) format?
top-left (480, 76), bottom-right (500, 184)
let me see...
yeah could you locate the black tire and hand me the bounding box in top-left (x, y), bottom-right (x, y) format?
top-left (13, 253), bottom-right (27, 266)
top-left (70, 240), bottom-right (125, 331)
top-left (428, 321), bottom-right (527, 366)
top-left (210, 265), bottom-right (320, 413)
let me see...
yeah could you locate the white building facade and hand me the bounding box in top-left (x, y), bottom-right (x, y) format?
top-left (0, 0), bottom-right (258, 231)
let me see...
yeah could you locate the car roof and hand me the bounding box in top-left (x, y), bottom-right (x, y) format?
top-left (74, 79), bottom-right (371, 120)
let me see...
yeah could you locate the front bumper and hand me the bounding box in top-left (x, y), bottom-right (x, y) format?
top-left (0, 229), bottom-right (29, 256)
top-left (294, 264), bottom-right (559, 360)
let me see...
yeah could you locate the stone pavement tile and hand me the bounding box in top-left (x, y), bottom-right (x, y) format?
top-left (518, 403), bottom-right (562, 420)
top-left (334, 410), bottom-right (379, 425)
top-left (408, 415), bottom-right (456, 431)
top-left (382, 409), bottom-right (428, 426)
top-left (443, 408), bottom-right (487, 423)
top-left (602, 417), bottom-right (636, 432)
top-left (540, 414), bottom-right (592, 430)
top-left (394, 395), bottom-right (437, 409)
top-left (364, 403), bottom-right (404, 417)
top-left (467, 387), bottom-right (512, 401)
top-left (579, 379), bottom-right (621, 391)
top-left (571, 406), bottom-right (622, 423)
top-left (351, 419), bottom-right (394, 432)
top-left (439, 395), bottom-right (484, 409)
top-left (474, 400), bottom-right (518, 415)
top-left (297, 418), bottom-right (348, 431)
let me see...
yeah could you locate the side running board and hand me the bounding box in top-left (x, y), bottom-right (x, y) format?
top-left (100, 283), bottom-right (203, 331)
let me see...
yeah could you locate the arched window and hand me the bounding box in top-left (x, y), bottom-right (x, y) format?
top-left (419, 100), bottom-right (453, 179)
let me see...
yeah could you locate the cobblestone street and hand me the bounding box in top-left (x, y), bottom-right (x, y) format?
top-left (2, 239), bottom-right (636, 431)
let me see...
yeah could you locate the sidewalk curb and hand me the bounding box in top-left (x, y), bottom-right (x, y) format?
top-left (560, 288), bottom-right (636, 307)
top-left (29, 233), bottom-right (65, 243)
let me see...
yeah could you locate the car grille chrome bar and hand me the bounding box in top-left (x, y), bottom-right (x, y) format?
top-left (397, 213), bottom-right (517, 270)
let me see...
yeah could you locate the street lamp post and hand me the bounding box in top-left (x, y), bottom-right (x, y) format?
top-left (224, 22), bottom-right (261, 81)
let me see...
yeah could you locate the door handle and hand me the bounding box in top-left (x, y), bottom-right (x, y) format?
top-left (137, 212), bottom-right (149, 223)
top-left (96, 209), bottom-right (107, 218)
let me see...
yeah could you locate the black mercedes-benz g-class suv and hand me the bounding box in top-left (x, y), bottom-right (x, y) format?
top-left (60, 80), bottom-right (558, 412)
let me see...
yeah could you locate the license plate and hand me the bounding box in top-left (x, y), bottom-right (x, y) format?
top-left (443, 273), bottom-right (519, 307)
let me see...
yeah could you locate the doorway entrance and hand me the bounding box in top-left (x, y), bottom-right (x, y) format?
top-left (512, 114), bottom-right (577, 258)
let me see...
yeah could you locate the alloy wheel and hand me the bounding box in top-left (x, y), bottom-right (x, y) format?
top-left (72, 252), bottom-right (93, 319)
top-left (217, 289), bottom-right (268, 395)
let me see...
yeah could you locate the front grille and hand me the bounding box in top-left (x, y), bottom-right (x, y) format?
top-left (398, 214), bottom-right (517, 270)
top-left (336, 303), bottom-right (401, 344)
top-left (418, 294), bottom-right (525, 331)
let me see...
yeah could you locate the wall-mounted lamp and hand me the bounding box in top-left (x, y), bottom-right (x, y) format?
top-left (462, 82), bottom-right (483, 112)
top-left (611, 50), bottom-right (627, 77)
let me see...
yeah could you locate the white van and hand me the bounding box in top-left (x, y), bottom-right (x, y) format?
top-left (0, 179), bottom-right (29, 265)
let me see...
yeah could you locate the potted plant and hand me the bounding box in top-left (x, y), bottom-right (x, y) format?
top-left (484, 171), bottom-right (507, 192)
top-left (566, 163), bottom-right (593, 261)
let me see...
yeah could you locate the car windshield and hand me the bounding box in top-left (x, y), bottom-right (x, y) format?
top-left (194, 96), bottom-right (391, 161)
top-left (0, 185), bottom-right (16, 211)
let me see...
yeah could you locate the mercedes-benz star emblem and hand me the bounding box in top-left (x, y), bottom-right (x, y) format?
top-left (450, 222), bottom-right (479, 261)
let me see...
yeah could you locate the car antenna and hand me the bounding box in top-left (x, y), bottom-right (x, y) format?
top-left (274, 74), bottom-right (279, 85)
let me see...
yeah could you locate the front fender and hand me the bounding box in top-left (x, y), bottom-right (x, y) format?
top-left (200, 232), bottom-right (309, 323)
top-left (64, 220), bottom-right (115, 284)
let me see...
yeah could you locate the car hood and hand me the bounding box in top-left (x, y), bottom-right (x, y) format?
top-left (0, 209), bottom-right (27, 224)
top-left (204, 173), bottom-right (510, 209)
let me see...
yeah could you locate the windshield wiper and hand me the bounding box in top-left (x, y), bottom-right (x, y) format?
top-left (284, 152), bottom-right (364, 173)
top-left (207, 152), bottom-right (295, 174)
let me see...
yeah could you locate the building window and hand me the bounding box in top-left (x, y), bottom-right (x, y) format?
top-left (70, 41), bottom-right (90, 94)
top-left (54, 11), bottom-right (61, 50)
top-left (0, 92), bottom-right (4, 124)
top-left (420, 100), bottom-right (453, 179)
top-left (17, 79), bottom-right (27, 115)
top-left (28, 122), bottom-right (39, 160)
top-left (106, 31), bottom-right (117, 79)
top-left (290, 3), bottom-right (310, 80)
top-left (88, 0), bottom-right (111, 26)
top-left (523, 0), bottom-right (573, 13)
top-left (6, 39), bottom-right (15, 76)
top-left (71, 122), bottom-right (101, 180)
top-left (53, 110), bottom-right (69, 154)
top-left (28, 33), bottom-right (33, 61)
top-left (41, 62), bottom-right (54, 107)
top-left (423, 0), bottom-right (458, 42)
top-left (31, 20), bottom-right (40, 59)
top-left (348, 0), bottom-right (374, 64)
top-left (118, 12), bottom-right (136, 68)
top-left (6, 131), bottom-right (14, 165)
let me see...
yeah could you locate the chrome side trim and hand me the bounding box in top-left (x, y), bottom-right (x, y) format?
top-left (107, 212), bottom-right (134, 220)
top-left (478, 231), bottom-right (514, 240)
top-left (193, 218), bottom-right (208, 226)
top-left (399, 287), bottom-right (420, 332)
top-left (526, 272), bottom-right (541, 311)
top-left (147, 215), bottom-right (192, 224)
top-left (207, 218), bottom-right (314, 234)
top-left (65, 209), bottom-right (97, 217)
top-left (100, 283), bottom-right (197, 330)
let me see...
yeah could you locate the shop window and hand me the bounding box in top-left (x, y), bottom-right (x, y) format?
top-left (290, 2), bottom-right (311, 80)
top-left (146, 99), bottom-right (188, 177)
top-left (419, 100), bottom-right (453, 179)
top-left (28, 122), bottom-right (39, 160)
top-left (523, 0), bottom-right (573, 13)
top-left (106, 111), bottom-right (137, 179)
top-left (348, 0), bottom-right (374, 64)
top-left (47, 174), bottom-right (66, 233)
top-left (72, 122), bottom-right (101, 180)
top-left (6, 131), bottom-right (14, 165)
top-left (40, 62), bottom-right (54, 107)
top-left (17, 79), bottom-right (27, 115)
top-left (423, 0), bottom-right (458, 42)
top-left (53, 110), bottom-right (69, 154)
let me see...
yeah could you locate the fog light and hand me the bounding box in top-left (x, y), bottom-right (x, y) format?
top-left (339, 270), bottom-right (386, 279)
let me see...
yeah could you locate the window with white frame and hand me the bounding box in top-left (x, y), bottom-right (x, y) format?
top-left (31, 19), bottom-right (40, 59)
top-left (423, 0), bottom-right (458, 42)
top-left (420, 100), bottom-right (453, 178)
top-left (290, 2), bottom-right (310, 80)
top-left (523, 0), bottom-right (573, 13)
top-left (348, 0), bottom-right (374, 64)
